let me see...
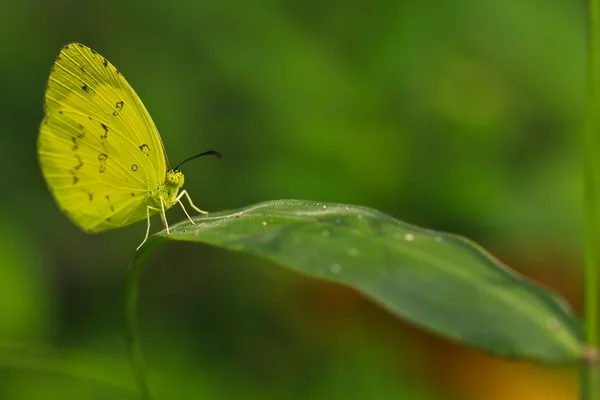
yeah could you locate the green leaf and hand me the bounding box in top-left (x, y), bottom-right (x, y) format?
top-left (131, 199), bottom-right (585, 365)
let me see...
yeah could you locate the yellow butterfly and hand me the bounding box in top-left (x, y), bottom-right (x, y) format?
top-left (37, 42), bottom-right (220, 250)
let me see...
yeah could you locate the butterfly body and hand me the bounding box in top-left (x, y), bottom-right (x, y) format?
top-left (38, 42), bottom-right (211, 249)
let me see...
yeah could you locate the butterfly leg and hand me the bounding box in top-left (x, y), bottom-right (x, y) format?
top-left (177, 199), bottom-right (196, 225)
top-left (176, 190), bottom-right (209, 215)
top-left (137, 206), bottom-right (158, 251)
top-left (159, 197), bottom-right (171, 235)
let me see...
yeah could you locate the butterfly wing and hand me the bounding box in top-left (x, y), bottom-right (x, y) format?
top-left (38, 42), bottom-right (168, 232)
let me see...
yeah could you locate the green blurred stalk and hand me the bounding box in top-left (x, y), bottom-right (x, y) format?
top-left (583, 0), bottom-right (600, 398)
top-left (125, 247), bottom-right (153, 400)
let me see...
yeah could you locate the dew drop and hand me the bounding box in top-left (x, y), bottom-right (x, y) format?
top-left (322, 229), bottom-right (330, 237)
top-left (330, 263), bottom-right (341, 274)
top-left (404, 233), bottom-right (415, 241)
top-left (322, 205), bottom-right (327, 209)
top-left (349, 248), bottom-right (359, 256)
top-left (262, 221), bottom-right (267, 226)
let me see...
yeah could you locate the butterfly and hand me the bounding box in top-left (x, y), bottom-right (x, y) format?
top-left (37, 42), bottom-right (220, 250)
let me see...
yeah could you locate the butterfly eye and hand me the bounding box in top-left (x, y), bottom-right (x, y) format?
top-left (166, 171), bottom-right (184, 187)
top-left (166, 173), bottom-right (178, 186)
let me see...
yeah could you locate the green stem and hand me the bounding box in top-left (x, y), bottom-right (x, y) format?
top-left (125, 246), bottom-right (154, 400)
top-left (583, 0), bottom-right (600, 399)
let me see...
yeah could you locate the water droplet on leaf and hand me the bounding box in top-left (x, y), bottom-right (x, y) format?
top-left (330, 263), bottom-right (341, 274)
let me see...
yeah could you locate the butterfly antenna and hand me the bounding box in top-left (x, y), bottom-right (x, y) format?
top-left (173, 150), bottom-right (222, 171)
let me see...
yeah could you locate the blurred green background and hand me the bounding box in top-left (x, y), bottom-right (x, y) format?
top-left (0, 0), bottom-right (589, 399)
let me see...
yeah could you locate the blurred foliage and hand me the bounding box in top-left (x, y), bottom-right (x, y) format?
top-left (0, 0), bottom-right (589, 399)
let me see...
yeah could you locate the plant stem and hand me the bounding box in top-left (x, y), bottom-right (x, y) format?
top-left (125, 249), bottom-right (153, 400)
top-left (583, 0), bottom-right (600, 398)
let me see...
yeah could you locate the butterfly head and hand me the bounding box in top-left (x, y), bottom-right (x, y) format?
top-left (166, 170), bottom-right (185, 190)
top-left (163, 150), bottom-right (221, 205)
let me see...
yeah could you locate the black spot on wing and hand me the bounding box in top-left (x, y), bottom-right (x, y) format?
top-left (74, 155), bottom-right (83, 170)
top-left (112, 101), bottom-right (124, 116)
top-left (68, 167), bottom-right (78, 185)
top-left (98, 153), bottom-right (108, 173)
top-left (103, 58), bottom-right (108, 67)
top-left (139, 144), bottom-right (150, 156)
top-left (100, 123), bottom-right (108, 139)
top-left (131, 164), bottom-right (138, 171)
top-left (71, 137), bottom-right (78, 151)
top-left (81, 84), bottom-right (89, 93)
